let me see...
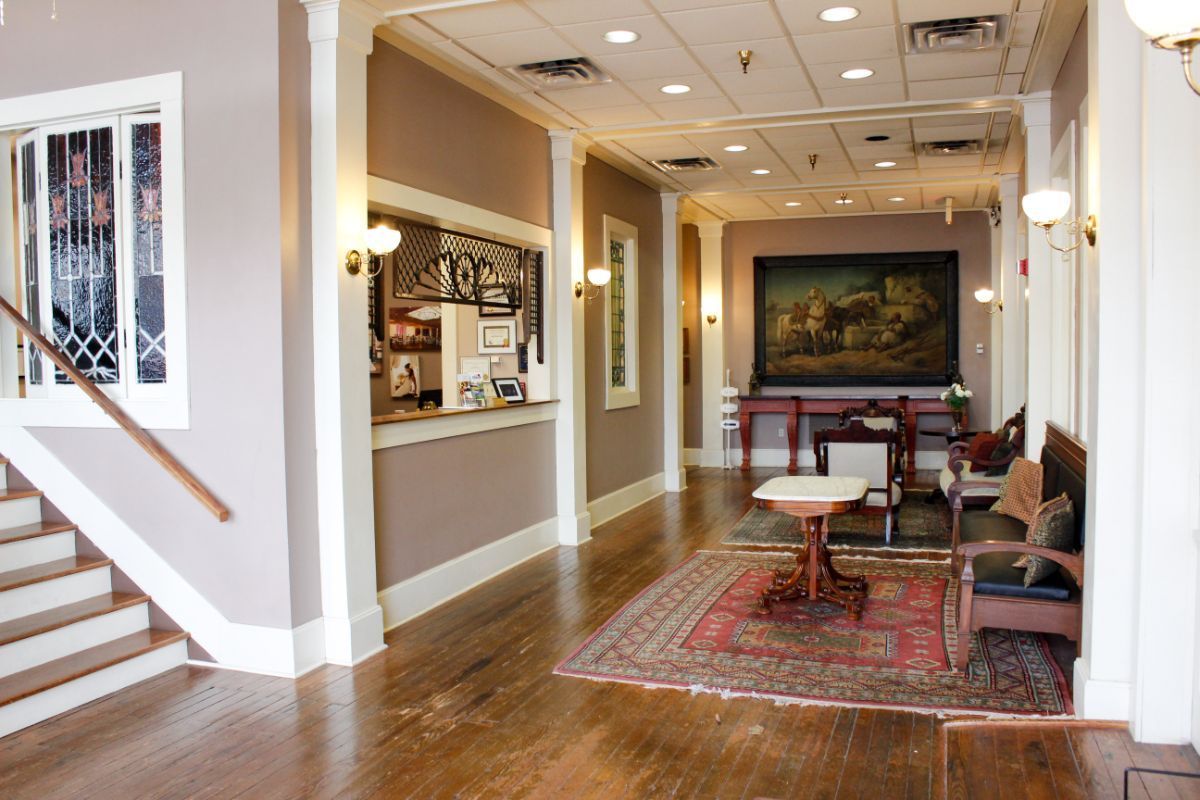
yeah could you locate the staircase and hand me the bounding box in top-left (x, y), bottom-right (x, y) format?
top-left (0, 456), bottom-right (188, 738)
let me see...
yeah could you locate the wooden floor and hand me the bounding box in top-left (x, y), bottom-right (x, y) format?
top-left (2, 467), bottom-right (1198, 799)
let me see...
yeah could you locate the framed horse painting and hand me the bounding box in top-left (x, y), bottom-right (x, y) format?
top-left (753, 251), bottom-right (958, 387)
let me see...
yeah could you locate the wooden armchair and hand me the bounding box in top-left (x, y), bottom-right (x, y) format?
top-left (816, 420), bottom-right (903, 544)
top-left (834, 400), bottom-right (906, 485)
top-left (945, 409), bottom-right (1026, 562)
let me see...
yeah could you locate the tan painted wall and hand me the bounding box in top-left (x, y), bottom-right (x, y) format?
top-left (0, 1), bottom-right (311, 629)
top-left (582, 158), bottom-right (665, 500)
top-left (367, 39), bottom-right (551, 229)
top-left (681, 223), bottom-right (703, 450)
top-left (719, 211), bottom-right (994, 453)
top-left (1052, 12), bottom-right (1088, 153)
top-left (373, 421), bottom-right (556, 587)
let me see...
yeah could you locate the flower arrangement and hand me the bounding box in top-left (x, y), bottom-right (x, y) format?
top-left (939, 381), bottom-right (973, 411)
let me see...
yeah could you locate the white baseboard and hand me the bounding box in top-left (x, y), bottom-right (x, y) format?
top-left (291, 617), bottom-right (328, 677)
top-left (323, 605), bottom-right (386, 667)
top-left (665, 467), bottom-right (687, 493)
top-left (1073, 657), bottom-right (1132, 721)
top-left (683, 448), bottom-right (702, 466)
top-left (558, 511), bottom-right (591, 546)
top-left (378, 516), bottom-right (558, 632)
top-left (698, 448), bottom-right (728, 468)
top-left (588, 472), bottom-right (666, 529)
top-left (0, 426), bottom-right (315, 677)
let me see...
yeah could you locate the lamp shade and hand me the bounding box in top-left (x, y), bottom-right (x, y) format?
top-left (365, 225), bottom-right (402, 255)
top-left (1124, 0), bottom-right (1200, 40)
top-left (586, 266), bottom-right (612, 287)
top-left (974, 288), bottom-right (995, 304)
top-left (1022, 190), bottom-right (1071, 225)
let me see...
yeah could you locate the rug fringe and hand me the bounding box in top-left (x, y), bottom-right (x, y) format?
top-left (701, 548), bottom-right (950, 565)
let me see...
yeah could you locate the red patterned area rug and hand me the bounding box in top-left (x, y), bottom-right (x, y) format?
top-left (555, 551), bottom-right (1072, 717)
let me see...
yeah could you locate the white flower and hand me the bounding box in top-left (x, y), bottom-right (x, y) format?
top-left (964, 389), bottom-right (974, 398)
top-left (939, 391), bottom-right (949, 401)
top-left (954, 387), bottom-right (965, 398)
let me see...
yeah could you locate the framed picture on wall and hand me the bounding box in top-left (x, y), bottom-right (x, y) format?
top-left (479, 285), bottom-right (516, 318)
top-left (478, 319), bottom-right (517, 354)
top-left (492, 377), bottom-right (525, 404)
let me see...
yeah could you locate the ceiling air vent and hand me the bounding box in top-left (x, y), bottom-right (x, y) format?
top-left (649, 157), bottom-right (721, 173)
top-left (904, 16), bottom-right (1006, 54)
top-left (504, 58), bottom-right (611, 90)
top-left (922, 140), bottom-right (983, 156)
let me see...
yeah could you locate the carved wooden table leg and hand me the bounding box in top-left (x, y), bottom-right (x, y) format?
top-left (739, 410), bottom-right (752, 471)
top-left (757, 513), bottom-right (867, 619)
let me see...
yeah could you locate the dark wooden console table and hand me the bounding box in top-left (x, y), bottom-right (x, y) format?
top-left (738, 395), bottom-right (964, 484)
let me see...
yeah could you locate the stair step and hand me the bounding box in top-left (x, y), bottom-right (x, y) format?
top-left (0, 592), bottom-right (148, 647)
top-left (0, 488), bottom-right (41, 503)
top-left (0, 629), bottom-right (188, 708)
top-left (0, 556), bottom-right (112, 594)
top-left (0, 522), bottom-right (76, 547)
top-left (0, 492), bottom-right (41, 529)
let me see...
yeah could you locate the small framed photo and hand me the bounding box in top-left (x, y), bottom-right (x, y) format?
top-left (492, 377), bottom-right (525, 403)
top-left (478, 319), bottom-right (517, 354)
top-left (479, 285), bottom-right (516, 318)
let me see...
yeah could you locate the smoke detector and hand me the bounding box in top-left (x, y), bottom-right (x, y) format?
top-left (504, 58), bottom-right (611, 90)
top-left (649, 157), bottom-right (721, 173)
top-left (921, 140), bottom-right (983, 156)
top-left (904, 16), bottom-right (1006, 54)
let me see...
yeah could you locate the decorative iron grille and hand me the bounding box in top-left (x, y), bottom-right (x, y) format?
top-left (390, 221), bottom-right (523, 312)
top-left (524, 249), bottom-right (545, 365)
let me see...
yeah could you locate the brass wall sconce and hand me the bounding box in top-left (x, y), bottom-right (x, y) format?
top-left (346, 224), bottom-right (402, 278)
top-left (1125, 1), bottom-right (1200, 96)
top-left (706, 313), bottom-right (718, 326)
top-left (574, 266), bottom-right (611, 300)
top-left (974, 288), bottom-right (1003, 315)
top-left (1022, 190), bottom-right (1097, 253)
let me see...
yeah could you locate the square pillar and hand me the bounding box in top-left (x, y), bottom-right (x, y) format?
top-left (997, 174), bottom-right (1025, 423)
top-left (661, 193), bottom-right (686, 492)
top-left (697, 221), bottom-right (726, 467)
top-left (1020, 94), bottom-right (1053, 458)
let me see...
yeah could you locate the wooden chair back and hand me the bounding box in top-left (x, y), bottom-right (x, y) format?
top-left (816, 420), bottom-right (900, 492)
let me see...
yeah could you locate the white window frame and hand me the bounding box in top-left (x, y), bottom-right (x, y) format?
top-left (603, 214), bottom-right (639, 410)
top-left (0, 73), bottom-right (188, 429)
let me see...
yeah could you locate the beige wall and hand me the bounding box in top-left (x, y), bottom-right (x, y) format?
top-left (373, 422), bottom-right (556, 586)
top-left (367, 39), bottom-right (551, 229)
top-left (1051, 12), bottom-right (1088, 153)
top-left (722, 211), bottom-right (994, 453)
top-left (582, 158), bottom-right (665, 499)
top-left (681, 223), bottom-right (703, 450)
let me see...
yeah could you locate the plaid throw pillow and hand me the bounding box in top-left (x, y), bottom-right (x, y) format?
top-left (989, 457), bottom-right (1043, 524)
top-left (1016, 493), bottom-right (1076, 586)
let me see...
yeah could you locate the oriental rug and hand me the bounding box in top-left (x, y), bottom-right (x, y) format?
top-left (555, 551), bottom-right (1072, 716)
top-left (719, 490), bottom-right (951, 554)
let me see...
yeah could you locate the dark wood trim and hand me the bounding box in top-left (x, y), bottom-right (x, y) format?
top-left (1045, 421), bottom-right (1087, 476)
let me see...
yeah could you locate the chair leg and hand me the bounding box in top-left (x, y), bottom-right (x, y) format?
top-left (884, 512), bottom-right (892, 545)
top-left (956, 568), bottom-right (975, 672)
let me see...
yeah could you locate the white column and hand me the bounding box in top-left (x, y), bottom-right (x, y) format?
top-left (1021, 95), bottom-right (1052, 457)
top-left (997, 174), bottom-right (1024, 423)
top-left (1076, 0), bottom-right (1141, 724)
top-left (0, 133), bottom-right (16, 398)
top-left (1129, 22), bottom-right (1200, 744)
top-left (697, 221), bottom-right (726, 468)
top-left (303, 0), bottom-right (386, 666)
top-left (661, 193), bottom-right (686, 492)
top-left (549, 131), bottom-right (591, 546)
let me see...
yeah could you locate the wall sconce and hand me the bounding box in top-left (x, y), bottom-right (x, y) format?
top-left (1022, 190), bottom-right (1097, 253)
top-left (346, 225), bottom-right (402, 278)
top-left (974, 287), bottom-right (1003, 314)
top-left (1125, 1), bottom-right (1200, 96)
top-left (706, 313), bottom-right (718, 326)
top-left (574, 266), bottom-right (611, 300)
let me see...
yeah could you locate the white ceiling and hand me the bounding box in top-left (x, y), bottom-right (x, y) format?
top-left (369, 0), bottom-right (1061, 221)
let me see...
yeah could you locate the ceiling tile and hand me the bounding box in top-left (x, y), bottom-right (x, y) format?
top-left (417, 1), bottom-right (544, 38)
top-left (684, 130), bottom-right (768, 153)
top-left (759, 124), bottom-right (841, 147)
top-left (776, 0), bottom-right (897, 35)
top-left (834, 120), bottom-right (912, 140)
top-left (916, 153), bottom-right (984, 168)
top-left (913, 123), bottom-right (990, 142)
top-left (474, 66), bottom-right (533, 94)
top-left (457, 28), bottom-right (577, 66)
top-left (816, 81), bottom-right (907, 106)
top-left (896, 0), bottom-right (1013, 24)
top-left (714, 66), bottom-right (813, 96)
top-left (648, 0), bottom-right (763, 10)
top-left (918, 165), bottom-right (984, 177)
top-left (573, 104), bottom-right (664, 127)
top-left (806, 57), bottom-right (903, 89)
top-left (734, 91), bottom-right (821, 113)
top-left (797, 170), bottom-right (861, 186)
top-left (912, 113), bottom-right (987, 128)
top-left (522, 0), bottom-right (654, 26)
top-left (624, 73), bottom-right (725, 103)
top-left (593, 48), bottom-right (705, 82)
top-left (387, 17), bottom-right (447, 43)
top-left (619, 134), bottom-right (699, 158)
top-left (557, 15), bottom-right (682, 54)
top-left (792, 26), bottom-right (901, 65)
top-left (845, 142), bottom-right (917, 159)
top-left (430, 40), bottom-right (493, 71)
top-left (907, 76), bottom-right (999, 101)
top-left (866, 190), bottom-right (921, 210)
top-left (853, 156), bottom-right (918, 171)
top-left (813, 189), bottom-right (871, 212)
top-left (903, 50), bottom-right (1003, 81)
top-left (1018, 0), bottom-right (1045, 10)
top-left (1004, 47), bottom-right (1031, 74)
top-left (660, 2), bottom-right (785, 46)
top-left (689, 38), bottom-right (799, 73)
top-left (539, 81), bottom-right (643, 110)
top-left (710, 196), bottom-right (776, 216)
top-left (997, 73), bottom-right (1022, 94)
top-left (649, 96), bottom-right (742, 120)
top-left (1010, 12), bottom-right (1042, 47)
top-left (517, 91), bottom-right (585, 126)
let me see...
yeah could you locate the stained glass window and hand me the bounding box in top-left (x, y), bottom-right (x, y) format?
top-left (609, 239), bottom-right (626, 389)
top-left (129, 120), bottom-right (166, 383)
top-left (18, 139), bottom-right (43, 386)
top-left (46, 125), bottom-right (120, 385)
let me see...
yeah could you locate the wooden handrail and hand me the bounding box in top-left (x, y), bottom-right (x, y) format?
top-left (0, 296), bottom-right (230, 522)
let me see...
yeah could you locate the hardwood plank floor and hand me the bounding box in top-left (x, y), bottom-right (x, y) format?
top-left (1, 467), bottom-right (1197, 799)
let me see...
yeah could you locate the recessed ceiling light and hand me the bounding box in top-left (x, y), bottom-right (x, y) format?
top-left (660, 83), bottom-right (691, 95)
top-left (865, 134), bottom-right (890, 142)
top-left (785, 201), bottom-right (802, 207)
top-left (840, 68), bottom-right (874, 80)
top-left (750, 168), bottom-right (772, 175)
top-left (874, 160), bottom-right (897, 168)
top-left (818, 6), bottom-right (861, 23)
top-left (888, 196), bottom-right (906, 202)
top-left (723, 144), bottom-right (748, 152)
top-left (603, 30), bottom-right (641, 44)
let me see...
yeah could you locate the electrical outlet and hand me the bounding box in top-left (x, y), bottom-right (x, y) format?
top-left (777, 428), bottom-right (785, 438)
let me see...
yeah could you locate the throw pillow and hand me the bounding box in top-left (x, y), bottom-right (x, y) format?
top-left (1017, 493), bottom-right (1077, 586)
top-left (989, 457), bottom-right (1043, 524)
top-left (966, 433), bottom-right (1002, 473)
top-left (984, 441), bottom-right (1016, 476)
